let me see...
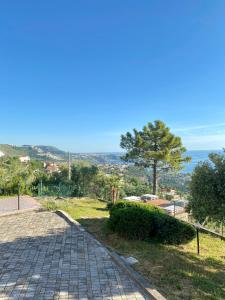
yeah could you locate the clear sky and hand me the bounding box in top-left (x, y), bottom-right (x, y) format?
top-left (1, 1), bottom-right (225, 152)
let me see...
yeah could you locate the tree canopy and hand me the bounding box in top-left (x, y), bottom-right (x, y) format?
top-left (120, 120), bottom-right (190, 194)
top-left (189, 151), bottom-right (225, 223)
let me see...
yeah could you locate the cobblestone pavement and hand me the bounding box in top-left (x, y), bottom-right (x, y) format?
top-left (0, 211), bottom-right (148, 300)
top-left (0, 196), bottom-right (40, 214)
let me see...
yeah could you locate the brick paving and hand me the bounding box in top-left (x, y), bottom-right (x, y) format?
top-left (0, 196), bottom-right (40, 214)
top-left (0, 211), bottom-right (148, 300)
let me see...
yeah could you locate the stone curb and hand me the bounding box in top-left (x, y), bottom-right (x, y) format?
top-left (0, 207), bottom-right (42, 218)
top-left (109, 251), bottom-right (166, 300)
top-left (56, 209), bottom-right (166, 300)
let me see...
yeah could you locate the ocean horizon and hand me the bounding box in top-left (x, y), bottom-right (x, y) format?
top-left (182, 150), bottom-right (222, 173)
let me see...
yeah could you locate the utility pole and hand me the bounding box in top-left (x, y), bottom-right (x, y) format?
top-left (68, 152), bottom-right (71, 181)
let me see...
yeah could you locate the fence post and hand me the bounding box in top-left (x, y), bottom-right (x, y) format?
top-left (17, 182), bottom-right (20, 210)
top-left (173, 200), bottom-right (176, 217)
top-left (221, 220), bottom-right (224, 240)
top-left (196, 227), bottom-right (200, 255)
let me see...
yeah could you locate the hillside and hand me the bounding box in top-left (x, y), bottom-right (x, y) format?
top-left (0, 144), bottom-right (27, 157)
top-left (0, 144), bottom-right (66, 161)
top-left (0, 144), bottom-right (123, 164)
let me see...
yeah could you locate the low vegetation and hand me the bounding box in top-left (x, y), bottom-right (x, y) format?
top-left (41, 197), bottom-right (225, 300)
top-left (108, 201), bottom-right (196, 244)
top-left (0, 156), bottom-right (154, 201)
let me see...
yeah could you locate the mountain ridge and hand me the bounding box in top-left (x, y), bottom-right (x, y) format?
top-left (0, 144), bottom-right (123, 164)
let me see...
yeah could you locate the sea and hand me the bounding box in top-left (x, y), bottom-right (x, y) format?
top-left (182, 150), bottom-right (222, 174)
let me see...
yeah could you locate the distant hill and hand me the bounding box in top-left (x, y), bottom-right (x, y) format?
top-left (0, 144), bottom-right (66, 161)
top-left (0, 144), bottom-right (221, 172)
top-left (0, 144), bottom-right (27, 157)
top-left (0, 144), bottom-right (123, 164)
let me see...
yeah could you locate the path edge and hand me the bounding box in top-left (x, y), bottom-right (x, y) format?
top-left (56, 209), bottom-right (166, 300)
top-left (0, 207), bottom-right (43, 218)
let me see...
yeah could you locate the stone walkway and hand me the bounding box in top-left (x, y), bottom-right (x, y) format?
top-left (0, 196), bottom-right (40, 214)
top-left (0, 211), bottom-right (148, 300)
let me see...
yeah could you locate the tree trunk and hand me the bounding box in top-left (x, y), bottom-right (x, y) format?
top-left (152, 162), bottom-right (157, 195)
top-left (112, 187), bottom-right (116, 204)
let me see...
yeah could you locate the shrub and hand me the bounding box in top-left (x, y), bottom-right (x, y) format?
top-left (109, 200), bottom-right (161, 212)
top-left (106, 201), bottom-right (114, 211)
top-left (108, 201), bottom-right (162, 239)
top-left (108, 201), bottom-right (196, 244)
top-left (109, 206), bottom-right (155, 239)
top-left (154, 213), bottom-right (196, 244)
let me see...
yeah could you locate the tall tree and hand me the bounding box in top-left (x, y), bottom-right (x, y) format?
top-left (120, 120), bottom-right (190, 194)
top-left (189, 151), bottom-right (225, 224)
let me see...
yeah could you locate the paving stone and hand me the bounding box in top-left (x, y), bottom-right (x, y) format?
top-left (0, 211), bottom-right (148, 299)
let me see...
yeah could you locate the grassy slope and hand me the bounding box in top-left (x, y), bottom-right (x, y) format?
top-left (41, 198), bottom-right (225, 300)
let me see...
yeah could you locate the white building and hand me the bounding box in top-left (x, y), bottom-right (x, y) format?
top-left (123, 196), bottom-right (141, 202)
top-left (141, 194), bottom-right (158, 201)
top-left (0, 151), bottom-right (5, 157)
top-left (19, 156), bottom-right (30, 163)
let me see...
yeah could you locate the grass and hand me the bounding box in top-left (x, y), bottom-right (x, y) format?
top-left (0, 195), bottom-right (17, 199)
top-left (40, 197), bottom-right (109, 220)
top-left (41, 197), bottom-right (225, 300)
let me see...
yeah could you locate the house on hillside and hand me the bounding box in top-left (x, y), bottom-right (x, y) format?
top-left (45, 163), bottom-right (60, 173)
top-left (19, 156), bottom-right (30, 163)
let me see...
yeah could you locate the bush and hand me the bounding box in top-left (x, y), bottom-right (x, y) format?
top-left (108, 201), bottom-right (196, 244)
top-left (109, 206), bottom-right (156, 239)
top-left (109, 200), bottom-right (161, 212)
top-left (106, 201), bottom-right (114, 211)
top-left (154, 213), bottom-right (196, 244)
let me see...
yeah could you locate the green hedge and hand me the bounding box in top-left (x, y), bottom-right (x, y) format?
top-left (108, 201), bottom-right (196, 244)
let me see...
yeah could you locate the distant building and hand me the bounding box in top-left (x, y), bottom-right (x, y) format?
top-left (162, 205), bottom-right (185, 215)
top-left (19, 156), bottom-right (30, 163)
top-left (0, 151), bottom-right (4, 157)
top-left (45, 163), bottom-right (60, 173)
top-left (141, 194), bottom-right (158, 201)
top-left (123, 196), bottom-right (141, 202)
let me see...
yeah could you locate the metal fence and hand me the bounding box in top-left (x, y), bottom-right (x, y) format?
top-left (38, 183), bottom-right (74, 197)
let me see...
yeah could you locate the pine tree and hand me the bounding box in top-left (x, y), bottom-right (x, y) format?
top-left (120, 120), bottom-right (191, 195)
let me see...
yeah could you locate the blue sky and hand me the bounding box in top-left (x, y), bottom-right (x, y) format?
top-left (1, 1), bottom-right (225, 152)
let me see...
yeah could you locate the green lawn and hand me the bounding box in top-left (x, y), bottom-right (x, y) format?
top-left (41, 197), bottom-right (225, 300)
